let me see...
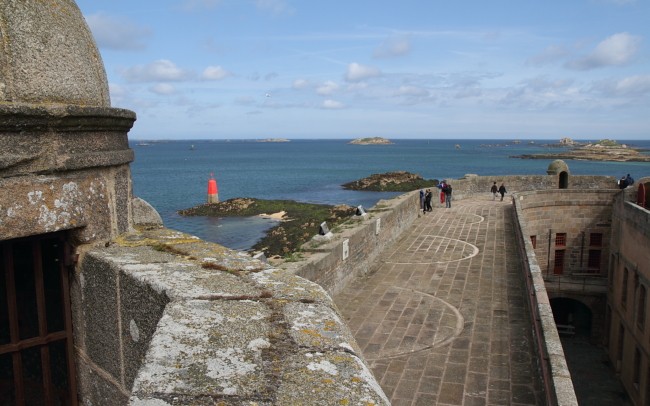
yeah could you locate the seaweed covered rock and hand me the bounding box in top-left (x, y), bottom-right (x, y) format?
top-left (342, 171), bottom-right (438, 192)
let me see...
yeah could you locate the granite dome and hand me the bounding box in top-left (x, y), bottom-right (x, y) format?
top-left (0, 0), bottom-right (109, 107)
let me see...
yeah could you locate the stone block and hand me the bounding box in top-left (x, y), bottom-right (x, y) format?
top-left (79, 252), bottom-right (122, 381)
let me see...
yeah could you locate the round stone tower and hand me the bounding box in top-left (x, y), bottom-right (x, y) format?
top-left (0, 0), bottom-right (136, 243)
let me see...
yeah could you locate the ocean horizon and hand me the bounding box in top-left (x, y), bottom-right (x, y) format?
top-left (130, 138), bottom-right (650, 251)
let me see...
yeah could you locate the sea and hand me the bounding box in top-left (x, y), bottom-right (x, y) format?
top-left (130, 139), bottom-right (650, 251)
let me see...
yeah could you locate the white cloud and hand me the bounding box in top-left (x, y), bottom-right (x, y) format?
top-left (292, 79), bottom-right (310, 89)
top-left (322, 99), bottom-right (344, 109)
top-left (394, 85), bottom-right (429, 97)
top-left (84, 13), bottom-right (151, 51)
top-left (316, 81), bottom-right (339, 96)
top-left (150, 83), bottom-right (176, 95)
top-left (373, 36), bottom-right (411, 58)
top-left (345, 62), bottom-right (381, 82)
top-left (594, 75), bottom-right (650, 96)
top-left (121, 59), bottom-right (191, 82)
top-left (202, 65), bottom-right (230, 80)
top-left (566, 32), bottom-right (641, 70)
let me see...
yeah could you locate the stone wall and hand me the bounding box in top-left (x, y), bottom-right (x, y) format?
top-left (447, 173), bottom-right (615, 201)
top-left (512, 194), bottom-right (580, 405)
top-left (606, 179), bottom-right (650, 406)
top-left (515, 189), bottom-right (616, 277)
top-left (74, 227), bottom-right (390, 405)
top-left (0, 106), bottom-right (136, 242)
top-left (281, 192), bottom-right (420, 296)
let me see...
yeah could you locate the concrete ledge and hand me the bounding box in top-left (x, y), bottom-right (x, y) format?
top-left (76, 226), bottom-right (388, 405)
top-left (513, 194), bottom-right (579, 406)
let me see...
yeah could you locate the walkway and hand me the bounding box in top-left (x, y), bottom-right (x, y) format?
top-left (333, 196), bottom-right (544, 405)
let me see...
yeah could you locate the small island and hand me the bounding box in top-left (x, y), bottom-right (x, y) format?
top-left (348, 137), bottom-right (393, 145)
top-left (512, 139), bottom-right (650, 162)
top-left (342, 171), bottom-right (438, 192)
top-left (256, 138), bottom-right (290, 143)
top-left (179, 198), bottom-right (355, 258)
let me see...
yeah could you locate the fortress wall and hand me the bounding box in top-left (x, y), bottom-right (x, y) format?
top-left (284, 192), bottom-right (420, 297)
top-left (512, 197), bottom-right (579, 406)
top-left (445, 174), bottom-right (615, 201)
top-left (513, 189), bottom-right (616, 276)
top-left (607, 192), bottom-right (650, 406)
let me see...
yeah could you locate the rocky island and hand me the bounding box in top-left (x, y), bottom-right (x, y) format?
top-left (348, 137), bottom-right (393, 145)
top-left (256, 138), bottom-right (290, 143)
top-left (179, 198), bottom-right (355, 258)
top-left (513, 139), bottom-right (650, 162)
top-left (342, 171), bottom-right (438, 191)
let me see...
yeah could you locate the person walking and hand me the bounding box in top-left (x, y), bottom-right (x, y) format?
top-left (444, 183), bottom-right (453, 208)
top-left (424, 189), bottom-right (433, 213)
top-left (438, 180), bottom-right (447, 205)
top-left (490, 182), bottom-right (498, 200)
top-left (498, 183), bottom-right (507, 201)
top-left (419, 189), bottom-right (425, 210)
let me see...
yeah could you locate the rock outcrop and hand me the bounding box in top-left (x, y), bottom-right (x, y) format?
top-left (348, 137), bottom-right (393, 145)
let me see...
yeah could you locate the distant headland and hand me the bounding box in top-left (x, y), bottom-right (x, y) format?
top-left (348, 137), bottom-right (393, 145)
top-left (513, 138), bottom-right (650, 162)
top-left (256, 138), bottom-right (290, 143)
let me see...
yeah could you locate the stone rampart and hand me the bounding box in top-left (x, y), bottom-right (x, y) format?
top-left (512, 194), bottom-right (580, 406)
top-left (281, 192), bottom-right (420, 296)
top-left (446, 173), bottom-right (615, 201)
top-left (74, 227), bottom-right (390, 405)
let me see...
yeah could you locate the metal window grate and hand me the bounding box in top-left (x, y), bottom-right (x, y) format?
top-left (1, 233), bottom-right (77, 405)
top-left (590, 233), bottom-right (603, 247)
top-left (555, 233), bottom-right (566, 247)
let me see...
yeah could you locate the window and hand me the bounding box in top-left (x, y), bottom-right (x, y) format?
top-left (622, 268), bottom-right (629, 308)
top-left (590, 233), bottom-right (603, 247)
top-left (638, 285), bottom-right (646, 331)
top-left (0, 234), bottom-right (77, 405)
top-left (554, 250), bottom-right (565, 275)
top-left (634, 347), bottom-right (641, 388)
top-left (555, 233), bottom-right (566, 247)
top-left (530, 235), bottom-right (537, 249)
top-left (587, 249), bottom-right (601, 271)
top-left (617, 324), bottom-right (625, 370)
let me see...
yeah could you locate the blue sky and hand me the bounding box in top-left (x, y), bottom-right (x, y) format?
top-left (75, 0), bottom-right (650, 140)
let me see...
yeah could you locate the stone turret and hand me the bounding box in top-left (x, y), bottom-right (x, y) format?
top-left (0, 0), bottom-right (136, 243)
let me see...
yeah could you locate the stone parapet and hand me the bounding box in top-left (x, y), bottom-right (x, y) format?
top-left (513, 195), bottom-right (579, 406)
top-left (281, 191), bottom-right (420, 296)
top-left (73, 227), bottom-right (389, 405)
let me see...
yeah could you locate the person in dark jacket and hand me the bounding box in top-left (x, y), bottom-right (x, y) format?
top-left (490, 182), bottom-right (498, 200)
top-left (423, 189), bottom-right (433, 213)
top-left (444, 183), bottom-right (453, 208)
top-left (498, 183), bottom-right (507, 201)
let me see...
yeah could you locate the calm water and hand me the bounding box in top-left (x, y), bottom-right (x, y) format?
top-left (130, 139), bottom-right (650, 250)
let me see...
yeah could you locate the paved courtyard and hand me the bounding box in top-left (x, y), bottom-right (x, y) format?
top-left (334, 197), bottom-right (545, 405)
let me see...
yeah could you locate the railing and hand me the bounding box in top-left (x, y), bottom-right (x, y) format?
top-left (543, 273), bottom-right (608, 293)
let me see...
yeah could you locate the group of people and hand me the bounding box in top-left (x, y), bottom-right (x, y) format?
top-left (490, 182), bottom-right (507, 201)
top-left (618, 173), bottom-right (635, 189)
top-left (420, 180), bottom-right (453, 213)
top-left (421, 180), bottom-right (510, 213)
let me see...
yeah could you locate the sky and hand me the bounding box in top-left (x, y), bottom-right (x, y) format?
top-left (75, 0), bottom-right (650, 140)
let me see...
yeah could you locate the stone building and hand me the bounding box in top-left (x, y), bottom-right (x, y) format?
top-left (605, 183), bottom-right (650, 405)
